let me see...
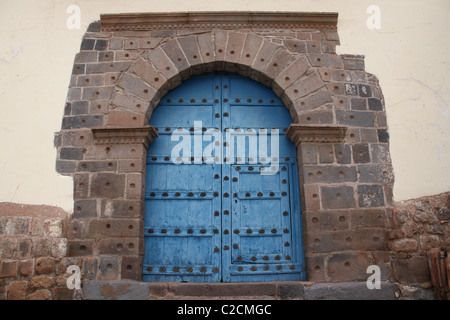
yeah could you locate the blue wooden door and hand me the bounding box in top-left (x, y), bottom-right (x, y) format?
top-left (143, 72), bottom-right (306, 282)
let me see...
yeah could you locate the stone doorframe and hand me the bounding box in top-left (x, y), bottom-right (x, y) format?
top-left (55, 12), bottom-right (394, 283)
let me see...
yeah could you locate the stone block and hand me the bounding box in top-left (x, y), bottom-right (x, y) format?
top-left (97, 238), bottom-right (139, 255)
top-left (0, 260), bottom-right (18, 278)
top-left (98, 51), bottom-right (114, 62)
top-left (393, 239), bottom-right (419, 253)
top-left (370, 144), bottom-right (391, 164)
top-left (224, 32), bottom-right (246, 64)
top-left (80, 38), bottom-right (95, 50)
top-left (318, 144), bottom-right (335, 163)
top-left (85, 61), bottom-right (132, 74)
top-left (368, 98), bottom-right (383, 110)
top-left (82, 281), bottom-right (150, 300)
top-left (111, 92), bottom-right (149, 113)
top-left (251, 40), bottom-right (278, 75)
top-left (52, 287), bottom-right (74, 300)
top-left (87, 218), bottom-right (140, 237)
top-left (67, 240), bottom-right (94, 257)
top-left (82, 86), bottom-right (114, 100)
top-left (61, 115), bottom-right (104, 129)
top-left (51, 238), bottom-right (68, 258)
top-left (321, 186), bottom-right (356, 209)
top-left (343, 57), bottom-right (365, 70)
top-left (28, 289), bottom-right (51, 300)
top-left (117, 73), bottom-right (156, 100)
top-left (73, 200), bottom-right (97, 219)
top-left (60, 147), bottom-right (84, 160)
top-left (352, 144), bottom-right (371, 163)
top-left (358, 185), bottom-right (385, 208)
top-left (76, 160), bottom-right (117, 173)
top-left (292, 88), bottom-right (333, 112)
top-left (350, 209), bottom-right (387, 228)
top-left (305, 254), bottom-right (326, 282)
top-left (351, 98), bottom-right (367, 110)
top-left (284, 72), bottom-right (324, 100)
top-left (17, 238), bottom-right (33, 259)
top-left (359, 84), bottom-right (372, 97)
top-left (297, 109), bottom-right (334, 125)
top-left (29, 276), bottom-right (53, 289)
top-left (299, 144), bottom-right (317, 164)
top-left (377, 129), bottom-right (390, 143)
top-left (146, 47), bottom-right (179, 84)
top-left (161, 39), bottom-right (190, 75)
top-left (98, 256), bottom-right (120, 281)
top-left (107, 109), bottom-right (145, 127)
top-left (90, 173), bottom-right (126, 199)
top-left (419, 235), bottom-right (440, 251)
top-left (214, 30), bottom-right (228, 67)
top-left (77, 74), bottom-right (104, 87)
top-left (0, 238), bottom-right (16, 258)
top-left (197, 33), bottom-right (215, 67)
top-left (391, 258), bottom-right (430, 284)
top-left (334, 144), bottom-right (352, 164)
top-left (303, 185), bottom-right (320, 211)
top-left (304, 166), bottom-right (357, 184)
top-left (70, 101), bottom-right (89, 115)
top-left (125, 173), bottom-right (144, 199)
top-left (327, 252), bottom-right (372, 282)
top-left (129, 58), bottom-right (166, 90)
top-left (264, 49), bottom-right (292, 80)
top-left (94, 39), bottom-right (108, 51)
top-left (336, 110), bottom-right (375, 128)
top-left (358, 164), bottom-right (394, 184)
top-left (75, 51), bottom-right (98, 63)
top-left (7, 281), bottom-right (27, 300)
top-left (35, 257), bottom-right (55, 275)
top-left (304, 281), bottom-right (395, 300)
top-left (101, 200), bottom-right (144, 218)
top-left (273, 57), bottom-right (309, 96)
top-left (305, 231), bottom-right (353, 253)
top-left (32, 238), bottom-right (52, 257)
top-left (115, 50), bottom-right (143, 61)
top-left (19, 259), bottom-right (34, 277)
top-left (283, 39), bottom-right (307, 53)
top-left (121, 256), bottom-right (142, 281)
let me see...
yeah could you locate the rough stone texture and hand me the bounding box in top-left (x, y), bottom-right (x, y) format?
top-left (81, 280), bottom-right (396, 300)
top-left (0, 203), bottom-right (74, 300)
top-left (388, 192), bottom-right (450, 299)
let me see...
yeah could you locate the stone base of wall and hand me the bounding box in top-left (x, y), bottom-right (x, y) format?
top-left (81, 280), bottom-right (397, 300)
top-left (389, 192), bottom-right (450, 300)
top-left (0, 203), bottom-right (74, 300)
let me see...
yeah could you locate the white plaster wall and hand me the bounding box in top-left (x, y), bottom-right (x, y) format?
top-left (0, 0), bottom-right (449, 213)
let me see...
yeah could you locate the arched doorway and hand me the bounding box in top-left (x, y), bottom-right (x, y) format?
top-left (143, 71), bottom-right (306, 283)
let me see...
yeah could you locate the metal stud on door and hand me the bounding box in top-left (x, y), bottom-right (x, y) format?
top-left (143, 72), bottom-right (306, 283)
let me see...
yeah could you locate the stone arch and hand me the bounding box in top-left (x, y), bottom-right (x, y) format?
top-left (107, 31), bottom-right (334, 127)
top-left (56, 12), bottom-right (394, 285)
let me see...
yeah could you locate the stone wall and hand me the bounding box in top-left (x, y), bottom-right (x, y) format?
top-left (0, 203), bottom-right (73, 300)
top-left (53, 12), bottom-right (396, 287)
top-left (389, 192), bottom-right (450, 299)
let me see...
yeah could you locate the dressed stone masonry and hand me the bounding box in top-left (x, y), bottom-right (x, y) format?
top-left (53, 12), bottom-right (396, 289)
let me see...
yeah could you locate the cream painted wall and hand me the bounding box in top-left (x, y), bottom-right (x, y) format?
top-left (0, 0), bottom-right (449, 213)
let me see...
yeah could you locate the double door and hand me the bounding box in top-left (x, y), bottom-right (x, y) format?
top-left (143, 72), bottom-right (306, 282)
